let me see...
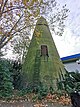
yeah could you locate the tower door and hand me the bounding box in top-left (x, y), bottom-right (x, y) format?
top-left (41, 45), bottom-right (49, 61)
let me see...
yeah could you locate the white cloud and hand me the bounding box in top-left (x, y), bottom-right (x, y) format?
top-left (53, 0), bottom-right (80, 57)
top-left (53, 27), bottom-right (80, 57)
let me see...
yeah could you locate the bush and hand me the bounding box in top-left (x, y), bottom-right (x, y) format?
top-left (12, 61), bottom-right (23, 90)
top-left (0, 59), bottom-right (13, 98)
top-left (57, 71), bottom-right (80, 94)
top-left (28, 83), bottom-right (54, 101)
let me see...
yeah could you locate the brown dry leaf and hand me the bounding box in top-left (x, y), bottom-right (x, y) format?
top-left (58, 96), bottom-right (71, 105)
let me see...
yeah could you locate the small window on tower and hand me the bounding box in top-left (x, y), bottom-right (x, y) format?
top-left (40, 45), bottom-right (49, 57)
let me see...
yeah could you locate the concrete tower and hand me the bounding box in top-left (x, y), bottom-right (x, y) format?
top-left (22, 16), bottom-right (65, 89)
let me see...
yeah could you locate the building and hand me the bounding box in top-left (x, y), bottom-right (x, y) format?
top-left (61, 53), bottom-right (80, 72)
top-left (22, 16), bottom-right (66, 89)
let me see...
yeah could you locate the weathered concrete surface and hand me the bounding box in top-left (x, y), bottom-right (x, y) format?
top-left (0, 101), bottom-right (71, 107)
top-left (22, 16), bottom-right (66, 90)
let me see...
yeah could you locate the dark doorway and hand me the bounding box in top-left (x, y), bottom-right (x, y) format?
top-left (40, 45), bottom-right (49, 61)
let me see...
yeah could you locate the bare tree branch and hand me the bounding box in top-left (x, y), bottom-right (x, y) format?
top-left (0, 35), bottom-right (12, 49)
top-left (0, 0), bottom-right (4, 11)
top-left (9, 14), bottom-right (23, 34)
top-left (0, 14), bottom-right (23, 48)
top-left (0, 0), bottom-right (8, 17)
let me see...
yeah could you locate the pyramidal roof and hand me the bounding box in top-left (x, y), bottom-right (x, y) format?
top-left (22, 16), bottom-right (66, 90)
top-left (36, 16), bottom-right (48, 25)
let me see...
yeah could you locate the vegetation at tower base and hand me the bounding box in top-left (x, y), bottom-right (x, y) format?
top-left (57, 70), bottom-right (80, 94)
top-left (0, 58), bottom-right (25, 98)
top-left (0, 59), bottom-right (13, 98)
top-left (22, 16), bottom-right (66, 90)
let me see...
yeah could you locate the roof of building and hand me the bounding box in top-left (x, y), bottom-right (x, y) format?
top-left (61, 53), bottom-right (80, 63)
top-left (36, 16), bottom-right (48, 25)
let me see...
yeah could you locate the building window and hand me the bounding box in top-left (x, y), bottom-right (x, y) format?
top-left (76, 59), bottom-right (80, 64)
top-left (40, 45), bottom-right (49, 61)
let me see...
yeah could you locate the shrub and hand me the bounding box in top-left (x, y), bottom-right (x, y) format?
top-left (0, 59), bottom-right (13, 98)
top-left (12, 61), bottom-right (23, 90)
top-left (57, 71), bottom-right (80, 94)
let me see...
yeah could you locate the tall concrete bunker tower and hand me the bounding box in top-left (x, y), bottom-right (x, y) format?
top-left (22, 16), bottom-right (65, 89)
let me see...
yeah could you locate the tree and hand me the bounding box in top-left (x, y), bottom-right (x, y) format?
top-left (0, 0), bottom-right (69, 64)
top-left (11, 30), bottom-right (30, 63)
top-left (10, 0), bottom-right (69, 62)
top-left (44, 1), bottom-right (69, 36)
top-left (0, 0), bottom-right (47, 49)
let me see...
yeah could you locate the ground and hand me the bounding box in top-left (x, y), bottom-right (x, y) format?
top-left (0, 92), bottom-right (72, 107)
top-left (0, 101), bottom-right (71, 107)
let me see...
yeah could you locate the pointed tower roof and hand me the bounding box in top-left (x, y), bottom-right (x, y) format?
top-left (36, 16), bottom-right (48, 25)
top-left (22, 17), bottom-right (66, 90)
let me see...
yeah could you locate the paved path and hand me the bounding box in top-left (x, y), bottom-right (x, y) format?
top-left (0, 101), bottom-right (72, 107)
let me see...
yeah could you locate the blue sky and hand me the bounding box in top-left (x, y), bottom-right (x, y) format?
top-left (53, 0), bottom-right (80, 57)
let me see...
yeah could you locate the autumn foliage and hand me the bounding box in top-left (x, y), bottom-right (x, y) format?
top-left (0, 0), bottom-right (46, 49)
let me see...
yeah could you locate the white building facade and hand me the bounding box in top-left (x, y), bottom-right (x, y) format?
top-left (61, 53), bottom-right (80, 72)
